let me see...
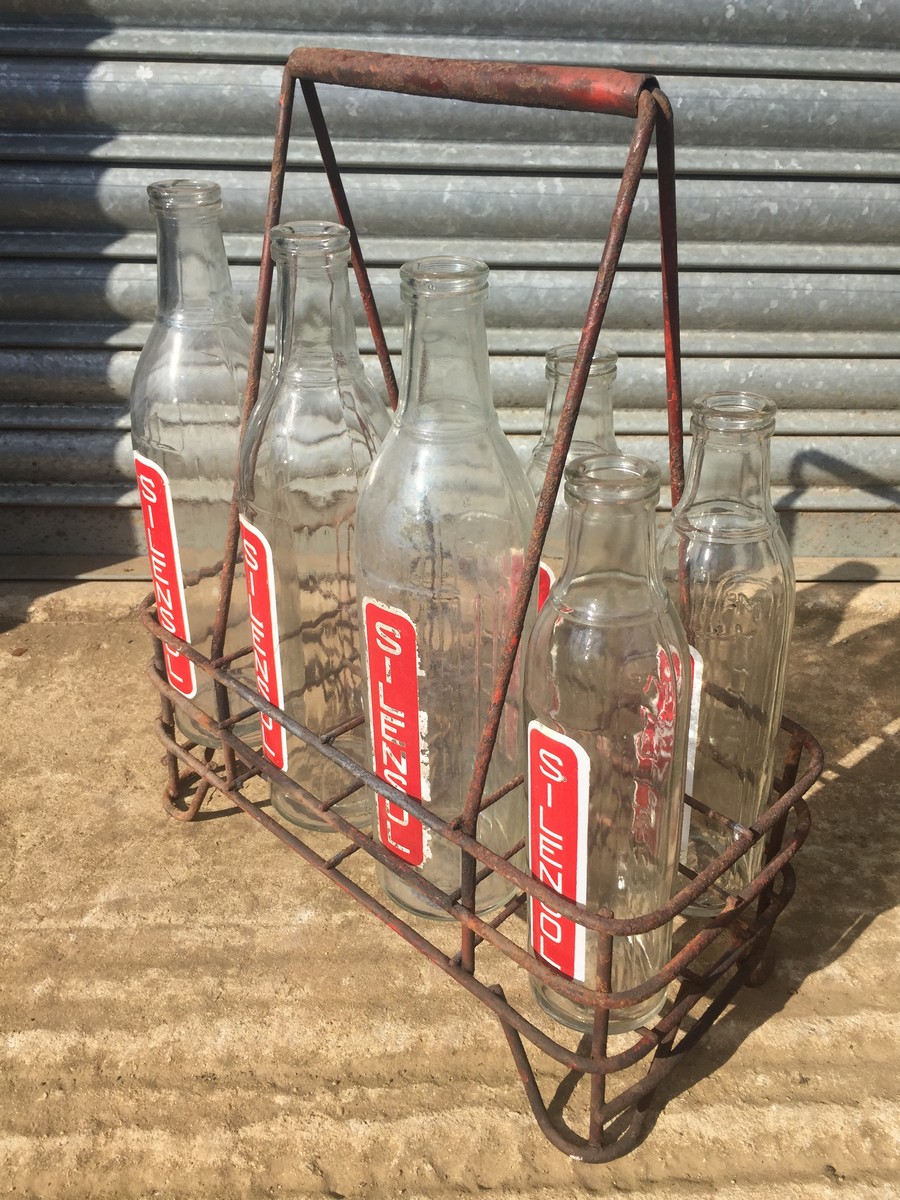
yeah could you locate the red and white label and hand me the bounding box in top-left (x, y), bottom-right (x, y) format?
top-left (527, 721), bottom-right (590, 982)
top-left (134, 451), bottom-right (196, 698)
top-left (681, 646), bottom-right (704, 854)
top-left (363, 598), bottom-right (428, 867)
top-left (240, 517), bottom-right (287, 770)
top-left (537, 561), bottom-right (556, 611)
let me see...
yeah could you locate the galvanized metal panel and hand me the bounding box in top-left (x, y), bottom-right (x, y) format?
top-left (12, 230), bottom-right (900, 274)
top-left (5, 232), bottom-right (900, 274)
top-left (2, 320), bottom-right (897, 361)
top-left (3, 130), bottom-right (897, 179)
top-left (2, 28), bottom-right (899, 82)
top-left (5, 400), bottom-right (900, 440)
top-left (2, 485), bottom-right (896, 564)
top-left (3, 59), bottom-right (899, 156)
top-left (4, 423), bottom-right (896, 499)
top-left (2, 166), bottom-right (898, 273)
top-left (0, 494), bottom-right (145, 556)
top-left (0, 6), bottom-right (896, 577)
top-left (2, 264), bottom-right (897, 350)
top-left (4, 350), bottom-right (900, 416)
top-left (4, 0), bottom-right (897, 50)
top-left (5, 350), bottom-right (900, 439)
top-left (10, 164), bottom-right (900, 243)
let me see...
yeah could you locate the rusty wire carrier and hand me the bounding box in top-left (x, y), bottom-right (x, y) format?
top-left (139, 49), bottom-right (824, 1162)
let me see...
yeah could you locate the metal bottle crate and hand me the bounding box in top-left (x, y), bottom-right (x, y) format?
top-left (139, 49), bottom-right (823, 1162)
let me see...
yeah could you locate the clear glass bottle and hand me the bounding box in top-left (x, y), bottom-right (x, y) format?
top-left (239, 221), bottom-right (390, 830)
top-left (130, 179), bottom-right (264, 747)
top-left (524, 454), bottom-right (689, 1034)
top-left (526, 343), bottom-right (618, 608)
top-left (356, 256), bottom-right (535, 918)
top-left (658, 392), bottom-right (795, 914)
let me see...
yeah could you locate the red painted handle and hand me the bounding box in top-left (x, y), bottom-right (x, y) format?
top-left (287, 48), bottom-right (656, 119)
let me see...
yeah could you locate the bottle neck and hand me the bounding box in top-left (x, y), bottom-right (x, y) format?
top-left (273, 249), bottom-right (361, 381)
top-left (536, 365), bottom-right (618, 456)
top-left (560, 495), bottom-right (658, 589)
top-left (154, 207), bottom-right (239, 322)
top-left (554, 455), bottom-right (663, 616)
top-left (677, 427), bottom-right (775, 530)
top-left (398, 288), bottom-right (494, 429)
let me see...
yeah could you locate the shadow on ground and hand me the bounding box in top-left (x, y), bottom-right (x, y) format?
top-left (641, 567), bottom-right (899, 1132)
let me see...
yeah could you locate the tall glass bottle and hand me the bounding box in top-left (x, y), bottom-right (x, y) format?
top-left (525, 343), bottom-right (618, 607)
top-left (658, 392), bottom-right (795, 914)
top-left (130, 179), bottom-right (264, 747)
top-left (524, 454), bottom-right (689, 1034)
top-left (356, 256), bottom-right (535, 918)
top-left (239, 221), bottom-right (390, 830)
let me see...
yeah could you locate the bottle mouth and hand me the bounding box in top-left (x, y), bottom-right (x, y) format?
top-left (564, 453), bottom-right (660, 505)
top-left (147, 179), bottom-right (222, 211)
top-left (270, 220), bottom-right (351, 258)
top-left (546, 342), bottom-right (618, 379)
top-left (692, 391), bottom-right (777, 435)
top-left (400, 255), bottom-right (489, 297)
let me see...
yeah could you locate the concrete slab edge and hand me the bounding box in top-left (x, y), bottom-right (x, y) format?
top-left (1, 577), bottom-right (899, 626)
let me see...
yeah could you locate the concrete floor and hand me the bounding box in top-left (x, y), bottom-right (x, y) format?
top-left (1, 578), bottom-right (898, 1199)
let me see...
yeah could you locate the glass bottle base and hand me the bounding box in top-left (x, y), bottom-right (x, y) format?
top-left (530, 976), bottom-right (666, 1037)
top-left (679, 834), bottom-right (765, 919)
top-left (174, 705), bottom-right (262, 751)
top-left (271, 785), bottom-right (372, 833)
top-left (171, 659), bottom-right (265, 751)
top-left (680, 897), bottom-right (726, 919)
top-left (377, 861), bottom-right (518, 922)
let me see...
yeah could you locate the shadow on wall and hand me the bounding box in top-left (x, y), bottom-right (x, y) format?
top-left (0, 7), bottom-right (138, 569)
top-left (779, 449), bottom-right (900, 559)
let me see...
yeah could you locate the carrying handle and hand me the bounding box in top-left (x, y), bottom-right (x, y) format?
top-left (287, 47), bottom-right (657, 118)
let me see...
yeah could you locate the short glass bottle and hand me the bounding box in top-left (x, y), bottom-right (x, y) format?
top-left (239, 221), bottom-right (390, 830)
top-left (525, 343), bottom-right (618, 607)
top-left (524, 454), bottom-right (689, 1034)
top-left (130, 179), bottom-right (264, 747)
top-left (658, 392), bottom-right (795, 914)
top-left (356, 256), bottom-right (535, 918)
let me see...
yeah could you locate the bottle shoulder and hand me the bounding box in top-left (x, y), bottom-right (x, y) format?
top-left (659, 514), bottom-right (794, 587)
top-left (239, 405), bottom-right (382, 523)
top-left (140, 310), bottom-right (252, 344)
top-left (663, 500), bottom-right (786, 544)
top-left (363, 421), bottom-right (531, 495)
top-left (525, 590), bottom-right (689, 717)
top-left (535, 573), bottom-right (679, 632)
top-left (243, 369), bottom-right (386, 443)
top-left (130, 320), bottom-right (258, 411)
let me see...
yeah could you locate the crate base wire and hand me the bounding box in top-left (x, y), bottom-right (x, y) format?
top-left (138, 50), bottom-right (825, 1161)
top-left (141, 596), bottom-right (823, 1162)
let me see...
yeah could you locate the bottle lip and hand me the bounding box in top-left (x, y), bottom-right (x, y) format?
top-left (564, 452), bottom-right (660, 505)
top-left (692, 391), bottom-right (777, 434)
top-left (269, 220), bottom-right (351, 258)
top-left (400, 255), bottom-right (489, 296)
top-left (147, 179), bottom-right (222, 211)
top-left (545, 342), bottom-right (618, 378)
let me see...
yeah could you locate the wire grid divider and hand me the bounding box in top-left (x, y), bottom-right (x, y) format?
top-left (139, 49), bottom-right (824, 1162)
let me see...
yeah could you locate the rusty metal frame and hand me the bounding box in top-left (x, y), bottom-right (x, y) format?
top-left (139, 49), bottom-right (823, 1162)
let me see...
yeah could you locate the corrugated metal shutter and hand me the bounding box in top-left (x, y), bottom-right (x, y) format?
top-left (1, 1), bottom-right (898, 580)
